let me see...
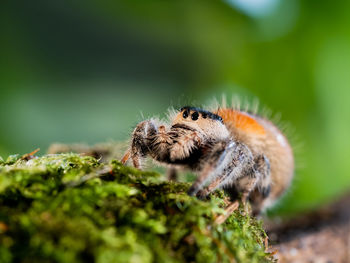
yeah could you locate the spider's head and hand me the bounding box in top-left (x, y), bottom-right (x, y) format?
top-left (172, 106), bottom-right (230, 139)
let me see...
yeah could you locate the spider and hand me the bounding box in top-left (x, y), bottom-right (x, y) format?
top-left (121, 104), bottom-right (294, 223)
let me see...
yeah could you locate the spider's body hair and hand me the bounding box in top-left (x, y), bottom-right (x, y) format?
top-left (211, 96), bottom-right (295, 207)
top-left (214, 107), bottom-right (294, 211)
top-left (122, 98), bottom-right (295, 216)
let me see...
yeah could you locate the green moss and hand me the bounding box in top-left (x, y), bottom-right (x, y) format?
top-left (0, 153), bottom-right (273, 263)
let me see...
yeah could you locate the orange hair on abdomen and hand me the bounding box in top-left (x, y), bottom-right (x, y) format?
top-left (216, 108), bottom-right (266, 135)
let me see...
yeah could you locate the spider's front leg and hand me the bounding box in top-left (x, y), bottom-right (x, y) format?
top-left (187, 141), bottom-right (270, 223)
top-left (214, 155), bottom-right (270, 223)
top-left (187, 141), bottom-right (254, 198)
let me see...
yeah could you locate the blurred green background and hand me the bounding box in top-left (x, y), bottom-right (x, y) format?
top-left (1, 0), bottom-right (350, 215)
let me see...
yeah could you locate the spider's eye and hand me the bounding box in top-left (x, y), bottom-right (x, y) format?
top-left (183, 110), bottom-right (189, 119)
top-left (191, 111), bottom-right (199, 121)
top-left (202, 113), bottom-right (207, 119)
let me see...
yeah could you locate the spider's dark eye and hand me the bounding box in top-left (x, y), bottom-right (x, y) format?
top-left (191, 111), bottom-right (199, 121)
top-left (183, 110), bottom-right (189, 119)
top-left (202, 113), bottom-right (207, 119)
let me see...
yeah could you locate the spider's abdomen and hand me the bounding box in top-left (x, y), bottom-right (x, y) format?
top-left (216, 108), bottom-right (266, 135)
top-left (216, 108), bottom-right (294, 209)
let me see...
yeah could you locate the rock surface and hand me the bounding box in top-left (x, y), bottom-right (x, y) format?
top-left (267, 193), bottom-right (350, 263)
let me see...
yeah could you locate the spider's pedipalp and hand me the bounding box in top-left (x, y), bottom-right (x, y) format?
top-left (129, 120), bottom-right (158, 168)
top-left (124, 117), bottom-right (206, 170)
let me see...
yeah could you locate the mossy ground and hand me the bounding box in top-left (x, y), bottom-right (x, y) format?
top-left (0, 153), bottom-right (273, 263)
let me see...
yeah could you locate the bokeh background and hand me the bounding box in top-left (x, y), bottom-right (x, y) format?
top-left (1, 0), bottom-right (350, 215)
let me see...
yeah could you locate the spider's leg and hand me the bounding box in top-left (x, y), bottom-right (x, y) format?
top-left (188, 141), bottom-right (253, 197)
top-left (252, 154), bottom-right (271, 200)
top-left (213, 167), bottom-right (258, 225)
top-left (166, 168), bottom-right (178, 181)
top-left (248, 154), bottom-right (271, 215)
top-left (215, 154), bottom-right (271, 223)
top-left (186, 140), bottom-right (229, 196)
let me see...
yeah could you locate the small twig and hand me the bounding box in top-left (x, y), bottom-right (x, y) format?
top-left (121, 150), bottom-right (131, 164)
top-left (65, 166), bottom-right (113, 188)
top-left (21, 148), bottom-right (40, 161)
top-left (214, 200), bottom-right (240, 225)
top-left (264, 236), bottom-right (269, 252)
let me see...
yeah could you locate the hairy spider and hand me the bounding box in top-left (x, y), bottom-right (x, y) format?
top-left (121, 104), bottom-right (294, 223)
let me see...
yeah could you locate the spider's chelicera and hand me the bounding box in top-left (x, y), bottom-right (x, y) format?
top-left (122, 105), bottom-right (294, 223)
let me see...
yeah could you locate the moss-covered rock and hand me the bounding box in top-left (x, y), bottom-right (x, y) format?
top-left (0, 153), bottom-right (273, 263)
